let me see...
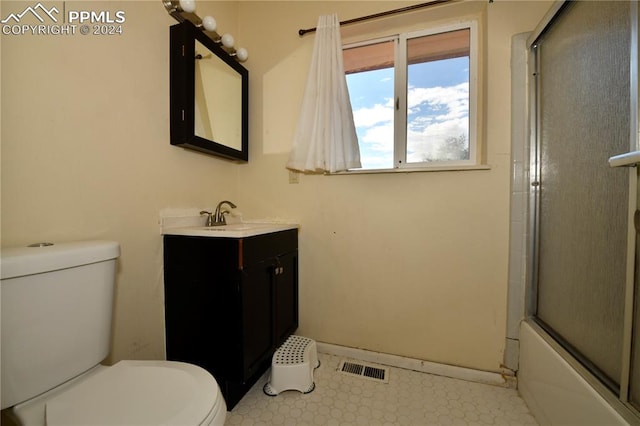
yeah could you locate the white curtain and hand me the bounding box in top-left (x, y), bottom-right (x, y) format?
top-left (287, 14), bottom-right (361, 173)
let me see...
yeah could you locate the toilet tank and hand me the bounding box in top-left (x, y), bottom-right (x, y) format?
top-left (0, 240), bottom-right (120, 410)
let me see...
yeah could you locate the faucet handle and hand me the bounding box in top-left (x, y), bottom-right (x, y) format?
top-left (220, 210), bottom-right (231, 225)
top-left (199, 210), bottom-right (214, 226)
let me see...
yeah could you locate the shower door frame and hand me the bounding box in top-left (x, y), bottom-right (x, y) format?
top-left (526, 0), bottom-right (639, 420)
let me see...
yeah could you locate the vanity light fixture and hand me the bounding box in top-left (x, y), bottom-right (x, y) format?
top-left (162, 0), bottom-right (249, 62)
top-left (178, 0), bottom-right (195, 13)
top-left (234, 48), bottom-right (249, 62)
top-left (221, 33), bottom-right (234, 49)
top-left (201, 15), bottom-right (217, 32)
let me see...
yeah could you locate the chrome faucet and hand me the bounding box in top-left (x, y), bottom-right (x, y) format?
top-left (200, 201), bottom-right (237, 226)
top-left (210, 200), bottom-right (237, 226)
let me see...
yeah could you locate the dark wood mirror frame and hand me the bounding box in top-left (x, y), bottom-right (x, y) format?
top-left (170, 21), bottom-right (249, 162)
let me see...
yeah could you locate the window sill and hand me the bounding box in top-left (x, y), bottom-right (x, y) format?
top-left (328, 164), bottom-right (491, 175)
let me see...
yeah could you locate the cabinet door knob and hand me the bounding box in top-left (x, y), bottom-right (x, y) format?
top-left (273, 257), bottom-right (284, 275)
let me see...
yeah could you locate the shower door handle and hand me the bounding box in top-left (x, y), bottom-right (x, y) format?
top-left (609, 150), bottom-right (640, 167)
top-left (610, 152), bottom-right (640, 234)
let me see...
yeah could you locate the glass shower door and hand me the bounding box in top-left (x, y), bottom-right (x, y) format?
top-left (625, 2), bottom-right (640, 412)
top-left (532, 1), bottom-right (630, 392)
top-left (630, 175), bottom-right (640, 409)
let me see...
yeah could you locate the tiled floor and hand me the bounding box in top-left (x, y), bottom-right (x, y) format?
top-left (225, 352), bottom-right (538, 425)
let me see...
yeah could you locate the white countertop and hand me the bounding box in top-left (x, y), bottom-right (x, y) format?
top-left (162, 222), bottom-right (298, 238)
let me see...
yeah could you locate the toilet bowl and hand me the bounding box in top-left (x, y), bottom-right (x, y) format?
top-left (0, 240), bottom-right (227, 426)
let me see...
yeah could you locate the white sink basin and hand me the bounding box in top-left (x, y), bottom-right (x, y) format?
top-left (162, 222), bottom-right (298, 238)
top-left (197, 223), bottom-right (271, 231)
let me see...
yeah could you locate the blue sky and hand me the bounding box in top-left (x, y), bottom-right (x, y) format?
top-left (346, 56), bottom-right (470, 169)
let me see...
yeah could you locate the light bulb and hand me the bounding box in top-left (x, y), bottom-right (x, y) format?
top-left (178, 0), bottom-right (196, 13)
top-left (202, 16), bottom-right (217, 32)
top-left (221, 33), bottom-right (234, 48)
top-left (236, 47), bottom-right (248, 62)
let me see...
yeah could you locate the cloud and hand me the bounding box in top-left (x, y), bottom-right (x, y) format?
top-left (361, 124), bottom-right (394, 153)
top-left (407, 118), bottom-right (468, 162)
top-left (359, 153), bottom-right (393, 169)
top-left (408, 82), bottom-right (469, 123)
top-left (351, 82), bottom-right (470, 167)
top-left (352, 100), bottom-right (394, 128)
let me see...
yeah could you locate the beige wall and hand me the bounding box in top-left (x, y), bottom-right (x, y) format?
top-left (1, 1), bottom-right (551, 372)
top-left (0, 1), bottom-right (241, 362)
top-left (236, 0), bottom-right (551, 372)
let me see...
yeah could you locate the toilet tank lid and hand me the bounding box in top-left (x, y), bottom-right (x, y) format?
top-left (0, 240), bottom-right (120, 280)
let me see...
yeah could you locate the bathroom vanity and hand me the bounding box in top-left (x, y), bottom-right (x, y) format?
top-left (163, 224), bottom-right (298, 409)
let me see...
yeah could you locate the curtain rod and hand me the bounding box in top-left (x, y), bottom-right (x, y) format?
top-left (298, 0), bottom-right (453, 36)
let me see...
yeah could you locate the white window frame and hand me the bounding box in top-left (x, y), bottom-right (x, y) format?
top-left (342, 19), bottom-right (479, 173)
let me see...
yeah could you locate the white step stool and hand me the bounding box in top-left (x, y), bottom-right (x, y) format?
top-left (263, 335), bottom-right (320, 396)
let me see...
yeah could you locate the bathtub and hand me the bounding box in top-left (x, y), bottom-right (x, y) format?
top-left (518, 320), bottom-right (629, 425)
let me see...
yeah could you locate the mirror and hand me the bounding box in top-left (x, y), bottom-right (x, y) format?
top-left (170, 21), bottom-right (248, 161)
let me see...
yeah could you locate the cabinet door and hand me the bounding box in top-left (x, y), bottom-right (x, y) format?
top-left (274, 251), bottom-right (298, 347)
top-left (240, 259), bottom-right (274, 380)
top-left (163, 236), bottom-right (240, 375)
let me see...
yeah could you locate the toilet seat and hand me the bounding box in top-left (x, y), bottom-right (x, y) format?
top-left (45, 360), bottom-right (225, 426)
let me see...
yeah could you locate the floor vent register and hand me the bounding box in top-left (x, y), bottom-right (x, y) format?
top-left (338, 359), bottom-right (389, 383)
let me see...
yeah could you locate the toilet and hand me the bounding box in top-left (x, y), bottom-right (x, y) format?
top-left (0, 240), bottom-right (226, 426)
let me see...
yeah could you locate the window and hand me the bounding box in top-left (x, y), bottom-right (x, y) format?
top-left (343, 21), bottom-right (478, 171)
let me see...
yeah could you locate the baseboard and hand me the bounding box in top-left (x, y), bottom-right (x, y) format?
top-left (316, 341), bottom-right (511, 387)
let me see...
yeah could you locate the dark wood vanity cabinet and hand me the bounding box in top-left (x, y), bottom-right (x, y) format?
top-left (163, 229), bottom-right (298, 409)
